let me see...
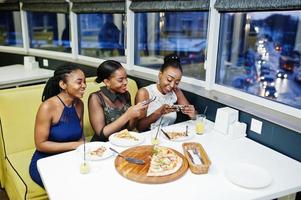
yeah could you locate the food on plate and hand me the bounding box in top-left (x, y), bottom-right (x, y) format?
top-left (115, 129), bottom-right (139, 141)
top-left (166, 131), bottom-right (187, 140)
top-left (88, 146), bottom-right (106, 157)
top-left (147, 146), bottom-right (182, 176)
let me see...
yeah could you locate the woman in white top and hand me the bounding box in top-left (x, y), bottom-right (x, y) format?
top-left (135, 54), bottom-right (196, 131)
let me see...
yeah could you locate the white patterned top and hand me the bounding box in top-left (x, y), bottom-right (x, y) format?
top-left (144, 84), bottom-right (177, 130)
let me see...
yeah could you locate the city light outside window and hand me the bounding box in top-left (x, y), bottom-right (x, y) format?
top-left (216, 11), bottom-right (301, 109)
top-left (134, 12), bottom-right (209, 80)
top-left (0, 11), bottom-right (22, 47)
top-left (27, 12), bottom-right (70, 52)
top-left (78, 13), bottom-right (125, 62)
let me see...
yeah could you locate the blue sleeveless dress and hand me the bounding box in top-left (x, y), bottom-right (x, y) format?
top-left (29, 96), bottom-right (82, 188)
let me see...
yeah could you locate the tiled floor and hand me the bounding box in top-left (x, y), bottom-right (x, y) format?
top-left (0, 188), bottom-right (9, 200)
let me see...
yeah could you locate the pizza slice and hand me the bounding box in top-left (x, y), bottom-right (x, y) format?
top-left (166, 131), bottom-right (187, 140)
top-left (147, 146), bottom-right (182, 176)
top-left (89, 146), bottom-right (106, 157)
top-left (115, 129), bottom-right (139, 141)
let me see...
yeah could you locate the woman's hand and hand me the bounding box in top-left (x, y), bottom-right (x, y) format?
top-left (157, 104), bottom-right (177, 115)
top-left (181, 105), bottom-right (196, 119)
top-left (126, 102), bottom-right (148, 119)
top-left (73, 139), bottom-right (84, 149)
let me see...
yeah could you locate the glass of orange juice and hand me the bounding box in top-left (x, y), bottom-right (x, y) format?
top-left (195, 114), bottom-right (206, 135)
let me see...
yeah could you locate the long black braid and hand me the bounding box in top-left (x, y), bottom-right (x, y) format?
top-left (42, 65), bottom-right (81, 102)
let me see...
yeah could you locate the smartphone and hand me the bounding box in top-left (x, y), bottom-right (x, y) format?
top-left (168, 104), bottom-right (187, 112)
top-left (142, 96), bottom-right (156, 106)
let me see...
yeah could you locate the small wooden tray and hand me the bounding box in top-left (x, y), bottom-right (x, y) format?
top-left (182, 142), bottom-right (211, 174)
top-left (114, 145), bottom-right (188, 184)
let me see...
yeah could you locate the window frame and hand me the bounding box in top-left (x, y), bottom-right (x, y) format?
top-left (0, 0), bottom-right (300, 133)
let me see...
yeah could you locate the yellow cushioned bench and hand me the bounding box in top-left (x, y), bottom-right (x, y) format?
top-left (0, 77), bottom-right (138, 200)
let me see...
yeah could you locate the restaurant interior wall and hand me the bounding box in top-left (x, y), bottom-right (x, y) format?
top-left (0, 51), bottom-right (300, 163)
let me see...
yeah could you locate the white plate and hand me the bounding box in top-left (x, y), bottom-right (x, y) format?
top-left (109, 131), bottom-right (144, 147)
top-left (224, 163), bottom-right (272, 189)
top-left (160, 126), bottom-right (194, 142)
top-left (77, 142), bottom-right (113, 161)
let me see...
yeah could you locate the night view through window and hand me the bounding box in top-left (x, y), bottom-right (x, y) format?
top-left (217, 11), bottom-right (301, 109)
top-left (27, 12), bottom-right (70, 52)
top-left (0, 11), bottom-right (23, 47)
top-left (135, 12), bottom-right (208, 80)
top-left (78, 13), bottom-right (125, 62)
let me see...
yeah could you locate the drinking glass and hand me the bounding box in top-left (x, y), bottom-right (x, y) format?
top-left (195, 114), bottom-right (206, 135)
top-left (151, 126), bottom-right (160, 145)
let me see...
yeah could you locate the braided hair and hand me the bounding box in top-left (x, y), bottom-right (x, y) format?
top-left (42, 65), bottom-right (82, 101)
top-left (160, 54), bottom-right (183, 73)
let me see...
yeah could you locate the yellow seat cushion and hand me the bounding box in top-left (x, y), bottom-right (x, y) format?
top-left (0, 127), bottom-right (5, 187)
top-left (82, 80), bottom-right (99, 138)
top-left (0, 85), bottom-right (44, 155)
top-left (5, 149), bottom-right (47, 200)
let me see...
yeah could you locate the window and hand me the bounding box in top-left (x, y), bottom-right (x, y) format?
top-left (27, 12), bottom-right (70, 52)
top-left (0, 11), bottom-right (22, 47)
top-left (78, 13), bottom-right (125, 62)
top-left (216, 11), bottom-right (301, 109)
top-left (134, 12), bottom-right (209, 80)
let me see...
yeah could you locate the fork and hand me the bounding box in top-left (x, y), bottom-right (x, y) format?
top-left (192, 148), bottom-right (203, 164)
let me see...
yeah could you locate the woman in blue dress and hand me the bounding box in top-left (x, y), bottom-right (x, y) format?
top-left (29, 65), bottom-right (86, 188)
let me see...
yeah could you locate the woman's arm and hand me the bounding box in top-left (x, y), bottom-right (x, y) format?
top-left (135, 88), bottom-right (169, 132)
top-left (174, 88), bottom-right (197, 119)
top-left (34, 101), bottom-right (83, 154)
top-left (88, 93), bottom-right (146, 138)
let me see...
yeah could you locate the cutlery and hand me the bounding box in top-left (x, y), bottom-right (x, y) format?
top-left (161, 129), bottom-right (171, 140)
top-left (193, 148), bottom-right (203, 164)
top-left (185, 125), bottom-right (188, 136)
top-left (186, 149), bottom-right (195, 164)
top-left (109, 147), bottom-right (145, 165)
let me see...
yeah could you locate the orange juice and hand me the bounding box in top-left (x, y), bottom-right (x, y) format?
top-left (196, 121), bottom-right (205, 134)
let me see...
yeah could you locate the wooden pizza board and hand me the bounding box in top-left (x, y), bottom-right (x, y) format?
top-left (114, 145), bottom-right (188, 184)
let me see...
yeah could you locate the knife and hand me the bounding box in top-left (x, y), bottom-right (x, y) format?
top-left (187, 150), bottom-right (195, 164)
top-left (109, 147), bottom-right (145, 165)
top-left (161, 129), bottom-right (171, 140)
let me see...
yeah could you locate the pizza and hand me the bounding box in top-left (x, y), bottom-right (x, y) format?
top-left (88, 146), bottom-right (106, 157)
top-left (115, 129), bottom-right (139, 141)
top-left (166, 131), bottom-right (187, 140)
top-left (147, 146), bottom-right (182, 176)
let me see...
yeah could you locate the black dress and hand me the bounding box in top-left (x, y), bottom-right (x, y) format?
top-left (89, 86), bottom-right (131, 142)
